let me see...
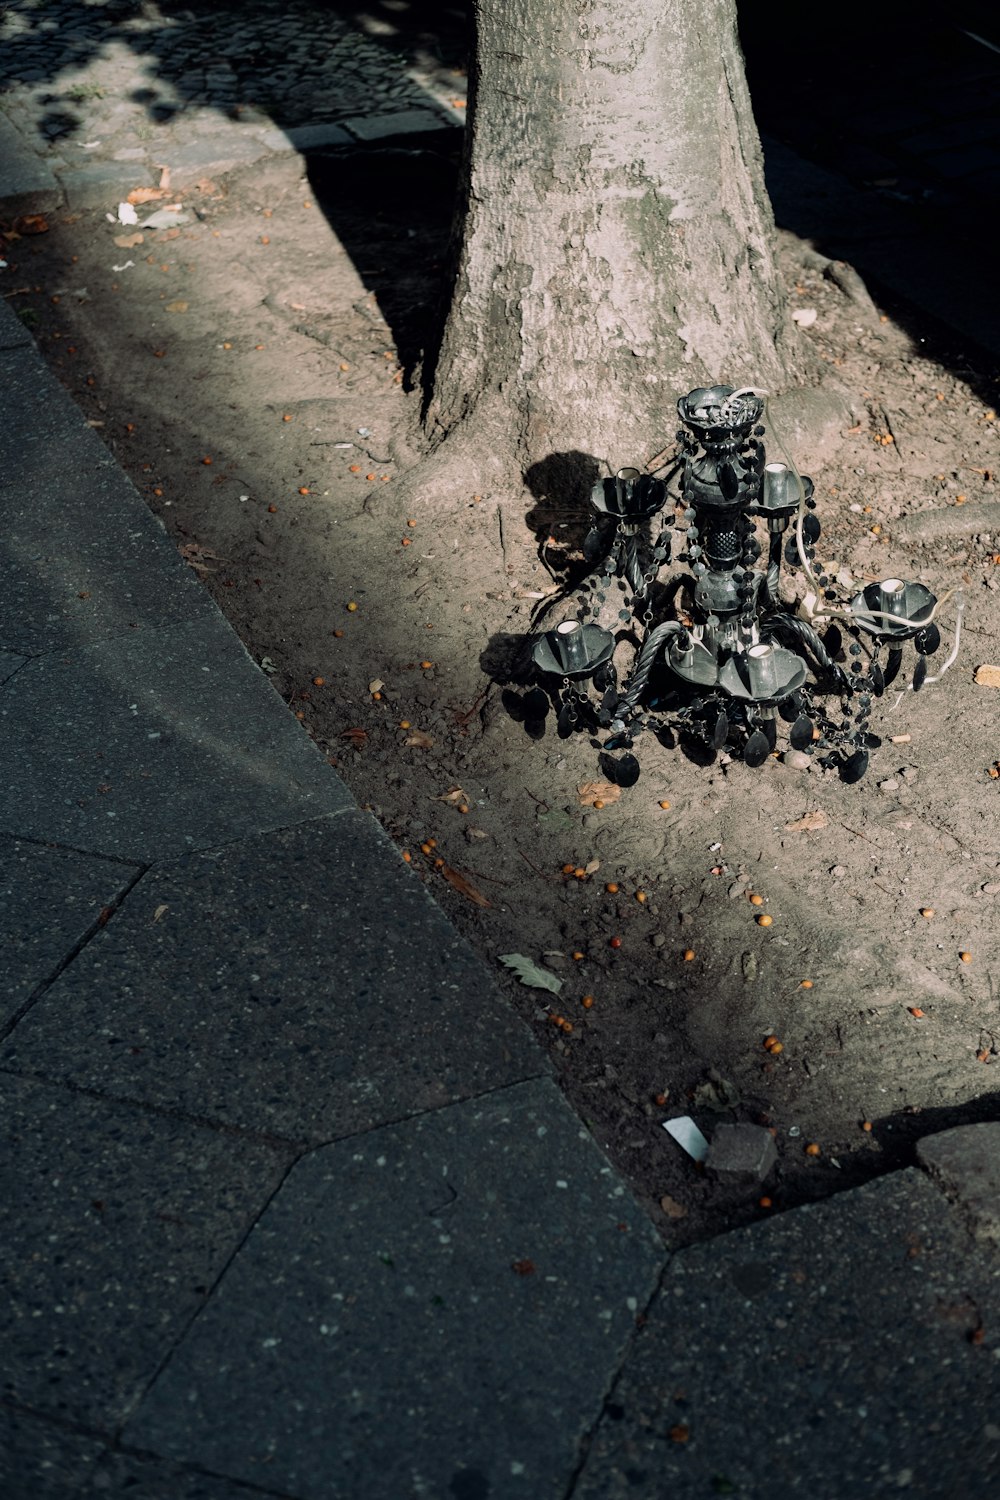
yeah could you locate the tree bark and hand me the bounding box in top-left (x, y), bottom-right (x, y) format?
top-left (427, 0), bottom-right (803, 475)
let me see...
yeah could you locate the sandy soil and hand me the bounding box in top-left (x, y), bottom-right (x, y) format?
top-left (6, 137), bottom-right (999, 1243)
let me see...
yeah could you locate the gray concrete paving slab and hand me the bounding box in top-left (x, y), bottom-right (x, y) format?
top-left (0, 1074), bottom-right (294, 1433)
top-left (0, 299), bottom-right (33, 351)
top-left (918, 1122), bottom-right (1000, 1247)
top-left (572, 1170), bottom-right (1000, 1500)
top-left (1, 835), bottom-right (139, 1034)
top-left (0, 1405), bottom-right (289, 1500)
top-left (0, 614), bottom-right (351, 862)
top-left (0, 650), bottom-right (26, 684)
top-left (124, 1077), bottom-right (666, 1500)
top-left (1, 812), bottom-right (544, 1140)
top-left (0, 113), bottom-right (63, 215)
top-left (0, 342), bottom-right (217, 655)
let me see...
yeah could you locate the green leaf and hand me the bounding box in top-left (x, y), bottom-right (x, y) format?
top-left (498, 953), bottom-right (562, 994)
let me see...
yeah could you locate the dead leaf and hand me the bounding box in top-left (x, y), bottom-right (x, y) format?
top-left (584, 858), bottom-right (600, 875)
top-left (15, 213), bottom-right (49, 235)
top-left (784, 809), bottom-right (829, 833)
top-left (127, 186), bottom-right (167, 204)
top-left (974, 664), bottom-right (1000, 688)
top-left (178, 542), bottom-right (222, 573)
top-left (157, 165), bottom-right (172, 190)
top-left (577, 780), bottom-right (622, 807)
top-left (440, 864), bottom-right (491, 908)
top-left (368, 678), bottom-right (384, 694)
top-left (659, 1194), bottom-right (688, 1220)
top-left (340, 727), bottom-right (368, 747)
top-left (165, 299), bottom-right (188, 313)
top-left (435, 786), bottom-right (468, 806)
top-left (153, 904), bottom-right (169, 923)
top-left (404, 730), bottom-right (434, 749)
top-left (113, 232), bottom-right (144, 249)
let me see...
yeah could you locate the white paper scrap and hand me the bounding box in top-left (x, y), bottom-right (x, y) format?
top-left (117, 201), bottom-right (139, 225)
top-left (662, 1116), bottom-right (709, 1162)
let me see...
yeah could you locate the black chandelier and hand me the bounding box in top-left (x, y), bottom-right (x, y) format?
top-left (528, 385), bottom-right (961, 785)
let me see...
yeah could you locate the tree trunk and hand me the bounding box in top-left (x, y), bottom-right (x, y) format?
top-left (427, 0), bottom-right (803, 475)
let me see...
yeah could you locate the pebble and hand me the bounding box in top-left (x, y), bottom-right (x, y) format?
top-left (782, 749), bottom-right (811, 771)
top-left (878, 777), bottom-right (900, 792)
top-left (830, 864), bottom-right (847, 878)
top-left (983, 882), bottom-right (1000, 895)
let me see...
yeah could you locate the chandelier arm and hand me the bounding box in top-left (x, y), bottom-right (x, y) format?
top-left (616, 621), bottom-right (683, 716)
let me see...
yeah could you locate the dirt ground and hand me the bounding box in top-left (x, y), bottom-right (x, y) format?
top-left (5, 137), bottom-right (999, 1243)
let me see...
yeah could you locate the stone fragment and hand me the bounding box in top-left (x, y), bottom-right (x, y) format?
top-left (705, 1123), bottom-right (777, 1184)
top-left (916, 1122), bottom-right (1000, 1246)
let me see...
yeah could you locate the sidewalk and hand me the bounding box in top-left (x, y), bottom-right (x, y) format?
top-left (2, 8), bottom-right (1000, 1498)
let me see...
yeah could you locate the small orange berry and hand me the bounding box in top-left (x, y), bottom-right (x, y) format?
top-left (267, 504), bottom-right (277, 513)
top-left (201, 456), bottom-right (213, 465)
top-left (654, 1092), bottom-right (667, 1107)
top-left (658, 800), bottom-right (671, 810)
top-left (763, 1035), bottom-right (779, 1051)
top-left (458, 804), bottom-right (469, 815)
top-left (312, 676), bottom-right (325, 687)
top-left (349, 464), bottom-right (361, 473)
top-left (920, 907), bottom-right (935, 919)
top-left (960, 951), bottom-right (972, 964)
top-left (346, 601), bottom-right (358, 612)
top-left (548, 1013), bottom-right (564, 1027)
top-left (433, 857), bottom-right (444, 868)
top-left (420, 660), bottom-right (433, 670)
top-left (605, 882), bottom-right (619, 894)
top-left (757, 913), bottom-right (773, 927)
top-left (800, 979), bottom-right (814, 989)
top-left (683, 948), bottom-right (695, 961)
top-left (862, 1120), bottom-right (873, 1132)
top-left (407, 518), bottom-right (417, 527)
top-left (908, 1006), bottom-right (925, 1018)
top-left (560, 1020), bottom-right (573, 1034)
top-left (609, 936), bottom-right (622, 950)
top-left (282, 413), bottom-right (292, 422)
top-left (759, 1196), bottom-right (773, 1209)
top-left (767, 1041), bottom-right (784, 1055)
top-left (421, 843), bottom-right (432, 856)
top-left (749, 893), bottom-right (764, 906)
top-left (581, 995), bottom-right (594, 1009)
top-left (805, 1142), bottom-right (821, 1157)
top-left (399, 720), bottom-right (411, 730)
top-left (333, 629), bottom-right (344, 638)
top-left (636, 890), bottom-right (647, 903)
top-left (372, 691), bottom-right (382, 701)
top-left (401, 537), bottom-right (412, 546)
top-left (366, 473), bottom-right (376, 482)
top-left (571, 951), bottom-right (585, 961)
top-left (426, 839), bottom-right (437, 849)
top-left (562, 863), bottom-right (576, 875)
top-left (593, 798), bottom-right (605, 809)
top-left (299, 486), bottom-right (310, 495)
top-left (574, 867), bottom-right (587, 880)
top-left (339, 362), bottom-right (350, 372)
top-left (402, 850), bottom-right (411, 863)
